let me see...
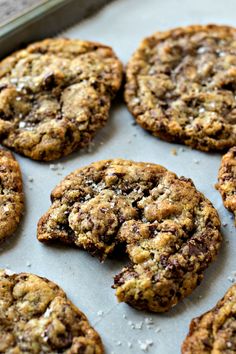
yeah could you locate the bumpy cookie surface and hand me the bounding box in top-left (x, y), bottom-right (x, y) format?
top-left (37, 159), bottom-right (222, 312)
top-left (125, 25), bottom-right (236, 151)
top-left (0, 38), bottom-right (122, 161)
top-left (182, 284), bottom-right (236, 353)
top-left (216, 146), bottom-right (236, 223)
top-left (0, 270), bottom-right (103, 353)
top-left (0, 149), bottom-right (23, 241)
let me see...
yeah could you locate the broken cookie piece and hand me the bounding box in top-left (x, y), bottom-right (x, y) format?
top-left (38, 159), bottom-right (222, 312)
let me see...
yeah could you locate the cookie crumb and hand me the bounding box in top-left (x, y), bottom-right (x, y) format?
top-left (171, 148), bottom-right (177, 156)
top-left (28, 176), bottom-right (34, 182)
top-left (227, 276), bottom-right (235, 283)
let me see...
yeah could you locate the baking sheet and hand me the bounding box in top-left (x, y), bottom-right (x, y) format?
top-left (0, 0), bottom-right (114, 59)
top-left (1, 0), bottom-right (236, 353)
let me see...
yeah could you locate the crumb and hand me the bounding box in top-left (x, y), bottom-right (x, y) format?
top-left (193, 159), bottom-right (200, 164)
top-left (227, 276), bottom-right (235, 283)
top-left (28, 176), bottom-right (34, 182)
top-left (171, 148), bottom-right (177, 156)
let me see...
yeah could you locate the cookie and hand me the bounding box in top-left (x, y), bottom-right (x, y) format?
top-left (37, 159), bottom-right (222, 312)
top-left (0, 269), bottom-right (103, 353)
top-left (216, 146), bottom-right (236, 223)
top-left (125, 24), bottom-right (236, 151)
top-left (182, 284), bottom-right (236, 353)
top-left (0, 38), bottom-right (122, 161)
top-left (0, 149), bottom-right (23, 241)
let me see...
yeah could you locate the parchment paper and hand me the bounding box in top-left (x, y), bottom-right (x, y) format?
top-left (1, 0), bottom-right (236, 353)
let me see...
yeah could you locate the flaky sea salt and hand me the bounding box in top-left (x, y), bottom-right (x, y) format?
top-left (138, 339), bottom-right (154, 352)
top-left (199, 107), bottom-right (205, 113)
top-left (19, 121), bottom-right (26, 128)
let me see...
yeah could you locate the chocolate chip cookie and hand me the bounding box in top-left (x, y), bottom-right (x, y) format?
top-left (0, 38), bottom-right (122, 161)
top-left (182, 284), bottom-right (236, 353)
top-left (125, 24), bottom-right (236, 151)
top-left (0, 269), bottom-right (103, 353)
top-left (37, 159), bottom-right (222, 312)
top-left (0, 149), bottom-right (23, 241)
top-left (216, 146), bottom-right (236, 223)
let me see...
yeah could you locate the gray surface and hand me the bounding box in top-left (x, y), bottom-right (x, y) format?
top-left (1, 0), bottom-right (236, 353)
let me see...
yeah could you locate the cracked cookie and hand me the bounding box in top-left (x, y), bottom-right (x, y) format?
top-left (0, 38), bottom-right (122, 161)
top-left (0, 269), bottom-right (103, 354)
top-left (216, 146), bottom-right (236, 224)
top-left (125, 24), bottom-right (236, 151)
top-left (37, 159), bottom-right (222, 312)
top-left (0, 149), bottom-right (23, 241)
top-left (182, 284), bottom-right (236, 353)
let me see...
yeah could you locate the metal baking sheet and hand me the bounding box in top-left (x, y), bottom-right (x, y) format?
top-left (1, 0), bottom-right (236, 353)
top-left (0, 0), bottom-right (114, 59)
